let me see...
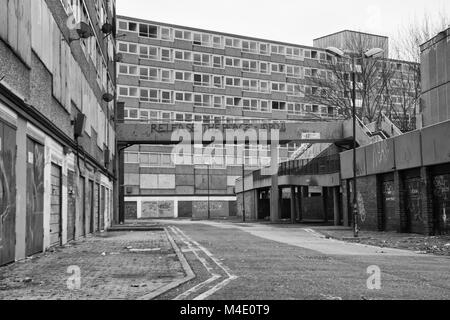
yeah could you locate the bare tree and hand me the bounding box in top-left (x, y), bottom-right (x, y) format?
top-left (299, 32), bottom-right (395, 125)
top-left (388, 12), bottom-right (449, 130)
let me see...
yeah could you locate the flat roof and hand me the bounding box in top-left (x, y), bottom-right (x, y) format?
top-left (117, 15), bottom-right (328, 52)
top-left (313, 30), bottom-right (389, 41)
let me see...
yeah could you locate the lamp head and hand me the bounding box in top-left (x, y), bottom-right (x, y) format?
top-left (325, 47), bottom-right (345, 58)
top-left (364, 48), bottom-right (384, 58)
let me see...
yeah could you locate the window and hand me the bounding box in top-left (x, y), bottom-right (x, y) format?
top-left (225, 37), bottom-right (241, 48)
top-left (174, 50), bottom-right (192, 61)
top-left (260, 100), bottom-right (270, 112)
top-left (311, 51), bottom-right (318, 59)
top-left (242, 79), bottom-right (258, 92)
top-left (271, 45), bottom-right (285, 55)
top-left (213, 56), bottom-right (223, 68)
top-left (193, 53), bottom-right (211, 66)
top-left (119, 86), bottom-right (138, 97)
top-left (286, 65), bottom-right (301, 77)
top-left (175, 71), bottom-right (192, 82)
top-left (161, 49), bottom-right (172, 62)
top-left (212, 36), bottom-right (222, 48)
top-left (259, 43), bottom-right (269, 55)
top-left (242, 40), bottom-right (258, 53)
top-left (194, 94), bottom-right (212, 107)
top-left (161, 91), bottom-right (173, 104)
top-left (226, 97), bottom-right (241, 107)
top-left (286, 47), bottom-right (302, 59)
top-left (160, 27), bottom-right (172, 40)
top-left (242, 60), bottom-right (258, 72)
top-left (213, 96), bottom-right (224, 108)
top-left (161, 69), bottom-right (172, 82)
top-left (260, 81), bottom-right (269, 93)
top-left (225, 57), bottom-right (241, 68)
top-left (213, 76), bottom-right (223, 88)
top-left (194, 74), bottom-right (211, 87)
top-left (272, 82), bottom-right (286, 92)
top-left (175, 92), bottom-right (193, 102)
top-left (139, 23), bottom-right (158, 38)
top-left (128, 44), bottom-right (137, 53)
top-left (260, 62), bottom-right (269, 74)
top-left (140, 89), bottom-right (158, 102)
top-left (271, 63), bottom-right (285, 73)
top-left (174, 29), bottom-right (192, 41)
top-left (272, 101), bottom-right (286, 110)
top-left (225, 77), bottom-right (241, 87)
top-left (139, 45), bottom-right (157, 60)
top-left (243, 99), bottom-right (258, 111)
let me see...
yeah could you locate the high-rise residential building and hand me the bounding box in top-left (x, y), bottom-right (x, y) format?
top-left (116, 16), bottom-right (418, 220)
top-left (419, 27), bottom-right (450, 127)
top-left (0, 0), bottom-right (117, 266)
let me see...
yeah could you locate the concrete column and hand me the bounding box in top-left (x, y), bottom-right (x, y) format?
top-left (342, 182), bottom-right (350, 227)
top-left (323, 187), bottom-right (329, 223)
top-left (333, 187), bottom-right (340, 226)
top-left (290, 187), bottom-right (296, 224)
top-left (254, 189), bottom-right (260, 220)
top-left (270, 141), bottom-right (279, 222)
top-left (297, 187), bottom-right (303, 222)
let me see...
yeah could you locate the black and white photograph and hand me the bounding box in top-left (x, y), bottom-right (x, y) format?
top-left (0, 0), bottom-right (449, 310)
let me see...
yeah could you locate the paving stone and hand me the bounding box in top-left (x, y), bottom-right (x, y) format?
top-left (0, 231), bottom-right (186, 300)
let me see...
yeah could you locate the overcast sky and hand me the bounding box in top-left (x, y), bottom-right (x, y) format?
top-left (117, 0), bottom-right (449, 46)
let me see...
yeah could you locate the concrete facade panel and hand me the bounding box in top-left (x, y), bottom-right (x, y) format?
top-left (394, 130), bottom-right (422, 170)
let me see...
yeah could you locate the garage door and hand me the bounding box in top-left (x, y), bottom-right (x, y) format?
top-left (49, 164), bottom-right (62, 247)
top-left (381, 175), bottom-right (396, 231)
top-left (404, 176), bottom-right (423, 234)
top-left (26, 138), bottom-right (45, 256)
top-left (0, 121), bottom-right (16, 266)
top-left (432, 174), bottom-right (450, 235)
top-left (67, 170), bottom-right (76, 242)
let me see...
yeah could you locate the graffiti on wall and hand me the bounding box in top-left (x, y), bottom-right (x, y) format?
top-left (357, 192), bottom-right (367, 222)
top-left (141, 201), bottom-right (174, 218)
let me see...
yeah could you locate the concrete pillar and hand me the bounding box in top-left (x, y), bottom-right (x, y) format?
top-left (254, 189), bottom-right (260, 220)
top-left (323, 187), bottom-right (329, 223)
top-left (270, 140), bottom-right (279, 222)
top-left (333, 186), bottom-right (340, 226)
top-left (297, 187), bottom-right (303, 222)
top-left (342, 182), bottom-right (350, 227)
top-left (290, 187), bottom-right (296, 224)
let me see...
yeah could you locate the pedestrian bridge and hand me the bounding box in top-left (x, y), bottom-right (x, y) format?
top-left (116, 120), bottom-right (348, 146)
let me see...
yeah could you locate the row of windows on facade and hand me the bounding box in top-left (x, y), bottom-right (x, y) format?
top-left (122, 102), bottom-right (336, 124)
top-left (61, 0), bottom-right (113, 93)
top-left (117, 42), bottom-right (327, 77)
top-left (123, 151), bottom-right (295, 169)
top-left (118, 70), bottom-right (308, 95)
top-left (117, 19), bottom-right (328, 60)
top-left (118, 88), bottom-right (336, 115)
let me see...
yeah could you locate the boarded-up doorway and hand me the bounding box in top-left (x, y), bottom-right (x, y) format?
top-left (26, 138), bottom-right (45, 257)
top-left (0, 121), bottom-right (17, 266)
top-left (50, 164), bottom-right (62, 247)
top-left (67, 170), bottom-right (76, 242)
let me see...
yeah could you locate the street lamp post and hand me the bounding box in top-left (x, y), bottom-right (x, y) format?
top-left (325, 47), bottom-right (384, 238)
top-left (207, 163), bottom-right (211, 220)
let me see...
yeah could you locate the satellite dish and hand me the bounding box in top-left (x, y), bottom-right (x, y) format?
top-left (76, 22), bottom-right (94, 39)
top-left (102, 93), bottom-right (114, 103)
top-left (101, 23), bottom-right (114, 35)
